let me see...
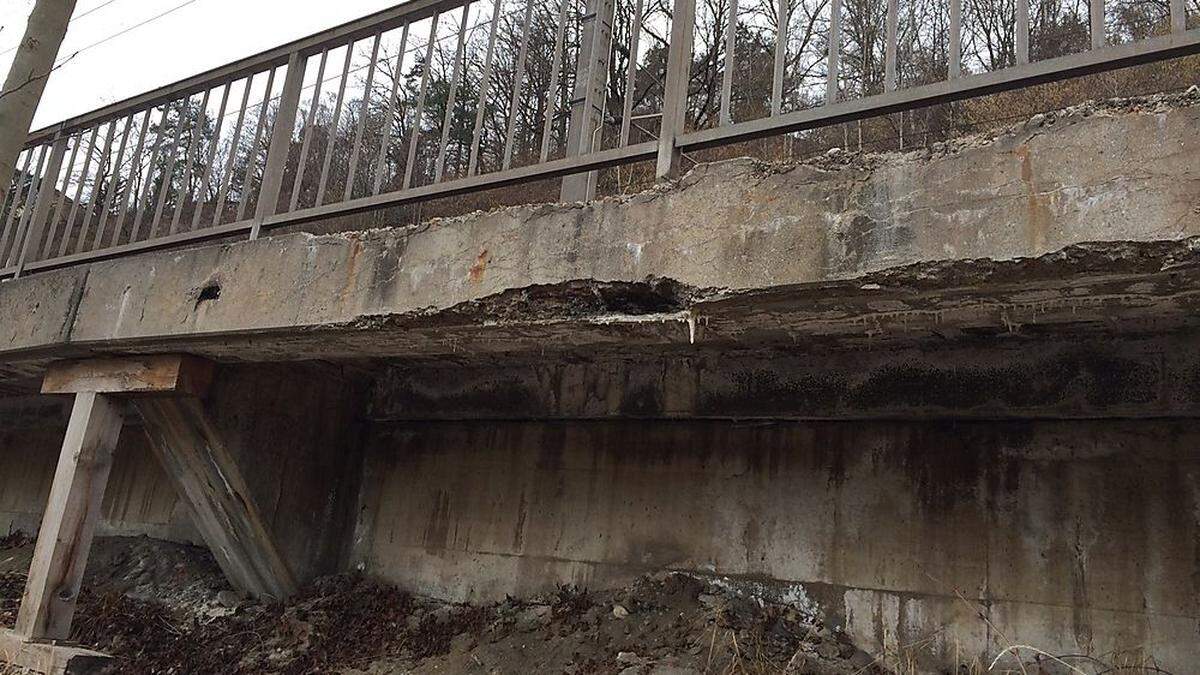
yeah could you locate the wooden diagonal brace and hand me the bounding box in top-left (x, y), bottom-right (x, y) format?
top-left (133, 397), bottom-right (297, 600)
top-left (6, 355), bottom-right (296, 675)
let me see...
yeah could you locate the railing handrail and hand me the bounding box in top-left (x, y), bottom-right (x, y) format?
top-left (25, 0), bottom-right (461, 146)
top-left (5, 0), bottom-right (1200, 282)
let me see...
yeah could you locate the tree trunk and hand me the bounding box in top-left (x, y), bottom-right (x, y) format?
top-left (0, 0), bottom-right (77, 208)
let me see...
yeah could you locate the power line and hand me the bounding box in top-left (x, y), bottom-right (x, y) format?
top-left (72, 0), bottom-right (125, 23)
top-left (51, 0), bottom-right (204, 66)
top-left (0, 0), bottom-right (125, 57)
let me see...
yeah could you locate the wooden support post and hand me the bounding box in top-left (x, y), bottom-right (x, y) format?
top-left (15, 392), bottom-right (123, 641)
top-left (133, 397), bottom-right (297, 600)
top-left (40, 354), bottom-right (293, 599)
top-left (4, 355), bottom-right (295, 674)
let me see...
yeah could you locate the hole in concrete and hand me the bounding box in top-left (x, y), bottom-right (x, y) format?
top-left (196, 283), bottom-right (221, 305)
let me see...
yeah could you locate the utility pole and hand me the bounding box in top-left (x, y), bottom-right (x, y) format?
top-left (0, 0), bottom-right (77, 209)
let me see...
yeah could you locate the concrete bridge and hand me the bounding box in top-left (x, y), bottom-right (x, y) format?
top-left (1, 86), bottom-right (1199, 670)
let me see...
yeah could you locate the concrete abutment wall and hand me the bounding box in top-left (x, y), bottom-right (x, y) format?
top-left (352, 417), bottom-right (1198, 668)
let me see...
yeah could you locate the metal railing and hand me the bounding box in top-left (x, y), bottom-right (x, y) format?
top-left (1, 0), bottom-right (1197, 280)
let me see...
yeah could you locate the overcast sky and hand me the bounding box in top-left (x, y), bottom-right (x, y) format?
top-left (0, 0), bottom-right (403, 130)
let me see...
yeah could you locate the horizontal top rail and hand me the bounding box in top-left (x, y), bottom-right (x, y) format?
top-left (25, 0), bottom-right (462, 146)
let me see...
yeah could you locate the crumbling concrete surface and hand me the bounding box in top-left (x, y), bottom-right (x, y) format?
top-left (0, 90), bottom-right (1197, 377)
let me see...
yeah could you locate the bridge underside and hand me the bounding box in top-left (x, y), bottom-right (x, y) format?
top-left (1, 96), bottom-right (1199, 670)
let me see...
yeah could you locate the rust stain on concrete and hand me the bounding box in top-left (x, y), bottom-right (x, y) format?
top-left (469, 249), bottom-right (491, 284)
top-left (338, 238), bottom-right (364, 305)
top-left (1015, 144), bottom-right (1052, 253)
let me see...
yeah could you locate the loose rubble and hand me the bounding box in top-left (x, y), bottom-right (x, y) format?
top-left (0, 537), bottom-right (884, 674)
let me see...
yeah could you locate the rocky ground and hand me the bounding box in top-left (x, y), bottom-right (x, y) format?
top-left (0, 535), bottom-right (885, 674)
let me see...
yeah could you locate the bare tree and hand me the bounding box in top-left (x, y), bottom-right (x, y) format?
top-left (0, 0), bottom-right (77, 210)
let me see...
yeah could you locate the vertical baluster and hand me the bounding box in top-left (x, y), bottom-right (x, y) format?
top-left (292, 50), bottom-right (329, 211)
top-left (254, 51), bottom-right (307, 238)
top-left (502, 0), bottom-right (537, 170)
top-left (43, 133), bottom-right (81, 259)
top-left (772, 0), bottom-right (788, 115)
top-left (540, 0), bottom-right (570, 163)
top-left (151, 103), bottom-right (188, 238)
top-left (131, 107), bottom-right (169, 240)
top-left (438, 3), bottom-right (472, 179)
top-left (884, 0), bottom-right (897, 90)
top-left (949, 0), bottom-right (961, 78)
top-left (237, 66), bottom-right (278, 222)
top-left (1090, 0), bottom-right (1105, 49)
top-left (404, 15), bottom-right (441, 188)
top-left (76, 121), bottom-right (116, 254)
top-left (347, 33), bottom-right (383, 200)
top-left (170, 88), bottom-right (211, 234)
top-left (191, 84), bottom-right (232, 231)
top-left (111, 111), bottom-right (152, 247)
top-left (374, 25), bottom-right (411, 195)
top-left (214, 74), bottom-right (255, 226)
top-left (0, 153), bottom-right (24, 228)
top-left (467, 1), bottom-right (502, 176)
top-left (718, 0), bottom-right (736, 125)
top-left (825, 0), bottom-right (841, 104)
top-left (16, 137), bottom-right (68, 273)
top-left (0, 151), bottom-right (34, 262)
top-left (7, 146), bottom-right (48, 267)
top-left (1016, 0), bottom-right (1029, 64)
top-left (316, 45), bottom-right (354, 207)
top-left (2, 148), bottom-right (40, 264)
top-left (94, 115), bottom-right (134, 250)
top-left (62, 127), bottom-right (98, 257)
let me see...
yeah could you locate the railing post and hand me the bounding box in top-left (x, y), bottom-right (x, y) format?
top-left (14, 134), bottom-right (67, 277)
top-left (1016, 0), bottom-right (1030, 64)
top-left (252, 51), bottom-right (306, 239)
top-left (1090, 0), bottom-right (1105, 50)
top-left (655, 0), bottom-right (695, 181)
top-left (561, 0), bottom-right (618, 202)
top-left (1170, 0), bottom-right (1185, 32)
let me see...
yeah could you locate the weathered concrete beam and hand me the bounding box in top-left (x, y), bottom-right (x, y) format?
top-left (133, 396), bottom-right (297, 600)
top-left (367, 336), bottom-right (1200, 421)
top-left (0, 100), bottom-right (1196, 379)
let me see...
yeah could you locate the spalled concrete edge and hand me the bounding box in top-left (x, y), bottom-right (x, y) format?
top-left (1, 95), bottom-right (1198, 366)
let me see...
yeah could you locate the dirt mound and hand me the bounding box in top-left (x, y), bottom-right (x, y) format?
top-left (1, 535), bottom-right (229, 617)
top-left (0, 537), bottom-right (883, 674)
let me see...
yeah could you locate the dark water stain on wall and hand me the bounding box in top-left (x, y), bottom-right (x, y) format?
top-left (422, 489), bottom-right (453, 551)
